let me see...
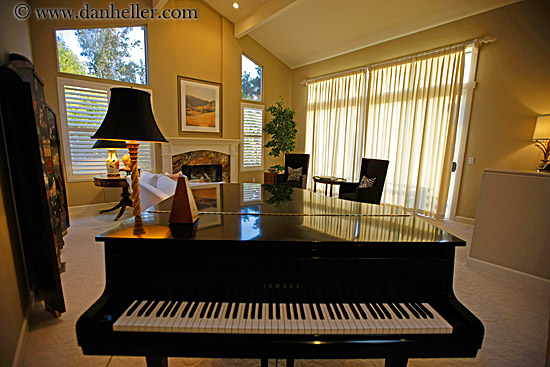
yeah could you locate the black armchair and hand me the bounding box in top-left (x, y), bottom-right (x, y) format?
top-left (338, 158), bottom-right (389, 204)
top-left (277, 153), bottom-right (310, 189)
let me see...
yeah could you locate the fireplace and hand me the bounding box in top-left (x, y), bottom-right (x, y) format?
top-left (161, 137), bottom-right (240, 183)
top-left (181, 164), bottom-right (223, 182)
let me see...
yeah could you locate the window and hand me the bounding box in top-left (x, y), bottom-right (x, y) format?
top-left (56, 26), bottom-right (147, 85)
top-left (241, 103), bottom-right (264, 171)
top-left (57, 77), bottom-right (153, 181)
top-left (241, 54), bottom-right (262, 101)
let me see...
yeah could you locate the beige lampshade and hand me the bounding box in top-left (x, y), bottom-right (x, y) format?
top-left (533, 114), bottom-right (550, 140)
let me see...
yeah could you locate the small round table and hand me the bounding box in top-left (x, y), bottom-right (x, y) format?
top-left (312, 176), bottom-right (347, 197)
top-left (93, 175), bottom-right (132, 221)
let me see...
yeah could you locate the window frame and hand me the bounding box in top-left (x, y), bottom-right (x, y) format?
top-left (240, 102), bottom-right (265, 172)
top-left (57, 76), bottom-right (156, 182)
top-left (55, 25), bottom-right (149, 86)
top-left (241, 53), bottom-right (263, 103)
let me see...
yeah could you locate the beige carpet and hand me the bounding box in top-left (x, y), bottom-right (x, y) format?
top-left (21, 206), bottom-right (549, 367)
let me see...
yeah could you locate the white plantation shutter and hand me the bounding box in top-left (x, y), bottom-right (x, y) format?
top-left (57, 78), bottom-right (154, 181)
top-left (241, 103), bottom-right (264, 171)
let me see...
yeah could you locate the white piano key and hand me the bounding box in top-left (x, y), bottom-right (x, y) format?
top-left (113, 300), bottom-right (140, 332)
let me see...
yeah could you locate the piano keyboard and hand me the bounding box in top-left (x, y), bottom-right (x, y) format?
top-left (114, 300), bottom-right (453, 335)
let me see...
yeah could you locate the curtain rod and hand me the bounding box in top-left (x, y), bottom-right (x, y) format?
top-left (301, 36), bottom-right (496, 85)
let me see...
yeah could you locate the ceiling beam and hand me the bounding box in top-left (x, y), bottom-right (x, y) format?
top-left (234, 0), bottom-right (298, 38)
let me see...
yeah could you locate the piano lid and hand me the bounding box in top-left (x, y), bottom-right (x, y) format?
top-left (97, 183), bottom-right (463, 245)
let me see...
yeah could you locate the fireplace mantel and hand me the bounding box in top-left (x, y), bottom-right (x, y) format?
top-left (161, 137), bottom-right (240, 183)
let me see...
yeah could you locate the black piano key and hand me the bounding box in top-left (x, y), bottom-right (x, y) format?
top-left (243, 303), bottom-right (249, 320)
top-left (404, 303), bottom-right (420, 319)
top-left (326, 304), bottom-right (336, 320)
top-left (156, 301), bottom-right (169, 317)
top-left (232, 303), bottom-right (240, 319)
top-left (144, 301), bottom-right (159, 317)
top-left (188, 302), bottom-right (200, 318)
top-left (308, 303), bottom-right (317, 320)
top-left (315, 303), bottom-right (325, 320)
top-left (206, 302), bottom-right (216, 318)
top-left (349, 303), bottom-right (361, 319)
top-left (286, 303), bottom-right (292, 320)
top-left (416, 303), bottom-right (434, 318)
top-left (394, 303), bottom-right (410, 319)
top-left (331, 303), bottom-right (342, 319)
top-left (299, 303), bottom-right (306, 320)
top-left (137, 300), bottom-right (153, 317)
top-left (276, 303), bottom-right (281, 320)
top-left (181, 301), bottom-right (193, 318)
top-left (213, 302), bottom-right (222, 318)
top-left (269, 303), bottom-right (274, 320)
top-left (258, 303), bottom-right (263, 319)
top-left (162, 301), bottom-right (175, 317)
top-left (292, 303), bottom-right (299, 320)
top-left (126, 300), bottom-right (142, 316)
top-left (365, 303), bottom-right (379, 319)
top-left (249, 303), bottom-right (255, 319)
top-left (225, 302), bottom-right (233, 319)
top-left (169, 301), bottom-right (182, 317)
top-left (199, 302), bottom-right (211, 318)
top-left (411, 302), bottom-right (428, 319)
top-left (378, 303), bottom-right (392, 319)
top-left (354, 303), bottom-right (368, 319)
top-left (338, 304), bottom-right (349, 319)
top-left (372, 303), bottom-right (386, 319)
top-left (388, 303), bottom-right (403, 319)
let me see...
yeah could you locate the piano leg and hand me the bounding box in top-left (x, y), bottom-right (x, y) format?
top-left (145, 356), bottom-right (168, 367)
top-left (287, 358), bottom-right (294, 367)
top-left (261, 358), bottom-right (268, 367)
top-left (385, 357), bottom-right (408, 367)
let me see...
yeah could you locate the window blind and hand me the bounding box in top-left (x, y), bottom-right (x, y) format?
top-left (57, 78), bottom-right (153, 181)
top-left (241, 104), bottom-right (264, 171)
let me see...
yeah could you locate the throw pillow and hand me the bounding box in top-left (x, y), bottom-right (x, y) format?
top-left (358, 176), bottom-right (376, 188)
top-left (287, 167), bottom-right (303, 182)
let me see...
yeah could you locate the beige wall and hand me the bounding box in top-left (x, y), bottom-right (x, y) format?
top-left (0, 1), bottom-right (33, 365)
top-left (291, 0), bottom-right (550, 219)
top-left (28, 0), bottom-right (291, 206)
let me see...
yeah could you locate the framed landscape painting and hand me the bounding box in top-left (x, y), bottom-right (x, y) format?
top-left (178, 76), bottom-right (222, 136)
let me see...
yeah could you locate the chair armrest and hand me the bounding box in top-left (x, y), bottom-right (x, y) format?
top-left (338, 182), bottom-right (359, 195)
top-left (299, 174), bottom-right (307, 189)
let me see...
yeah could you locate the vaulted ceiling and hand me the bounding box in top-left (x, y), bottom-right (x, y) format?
top-left (203, 0), bottom-right (521, 68)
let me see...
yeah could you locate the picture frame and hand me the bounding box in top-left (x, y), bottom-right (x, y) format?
top-left (178, 76), bottom-right (222, 136)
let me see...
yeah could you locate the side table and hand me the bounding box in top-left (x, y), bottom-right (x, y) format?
top-left (312, 176), bottom-right (347, 197)
top-left (264, 171), bottom-right (283, 185)
top-left (93, 175), bottom-right (132, 221)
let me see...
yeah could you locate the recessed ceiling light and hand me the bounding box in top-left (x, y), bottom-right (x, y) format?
top-left (233, 2), bottom-right (239, 9)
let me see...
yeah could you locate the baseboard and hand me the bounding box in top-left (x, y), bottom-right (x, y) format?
top-left (466, 257), bottom-right (550, 290)
top-left (454, 215), bottom-right (475, 225)
top-left (12, 293), bottom-right (34, 367)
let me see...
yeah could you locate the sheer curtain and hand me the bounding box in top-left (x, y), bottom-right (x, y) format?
top-left (364, 45), bottom-right (465, 217)
top-left (305, 70), bottom-right (368, 190)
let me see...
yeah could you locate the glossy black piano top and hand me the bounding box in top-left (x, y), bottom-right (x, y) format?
top-left (97, 183), bottom-right (463, 245)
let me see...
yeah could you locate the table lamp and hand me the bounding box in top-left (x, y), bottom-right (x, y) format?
top-left (92, 139), bottom-right (127, 177)
top-left (533, 114), bottom-right (550, 169)
top-left (92, 88), bottom-right (167, 234)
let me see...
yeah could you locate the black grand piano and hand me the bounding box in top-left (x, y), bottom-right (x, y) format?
top-left (77, 183), bottom-right (483, 367)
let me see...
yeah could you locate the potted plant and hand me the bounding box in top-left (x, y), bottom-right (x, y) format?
top-left (264, 99), bottom-right (297, 162)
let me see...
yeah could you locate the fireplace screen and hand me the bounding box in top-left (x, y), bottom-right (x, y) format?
top-left (181, 164), bottom-right (223, 182)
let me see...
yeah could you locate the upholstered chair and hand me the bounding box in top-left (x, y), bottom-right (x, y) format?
top-left (338, 159), bottom-right (389, 204)
top-left (277, 153), bottom-right (310, 189)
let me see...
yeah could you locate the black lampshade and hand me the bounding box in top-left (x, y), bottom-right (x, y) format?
top-left (91, 139), bottom-right (127, 149)
top-left (91, 88), bottom-right (167, 143)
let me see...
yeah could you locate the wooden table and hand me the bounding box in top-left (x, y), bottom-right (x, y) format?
top-left (263, 171), bottom-right (283, 185)
top-left (93, 175), bottom-right (132, 221)
top-left (312, 176), bottom-right (347, 197)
